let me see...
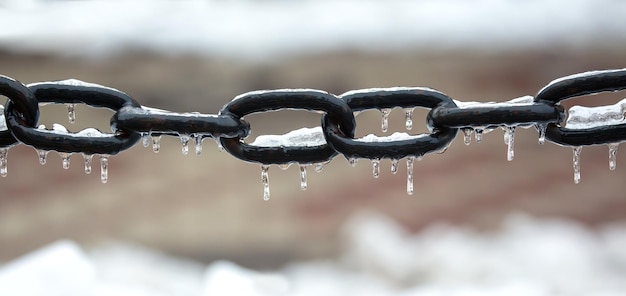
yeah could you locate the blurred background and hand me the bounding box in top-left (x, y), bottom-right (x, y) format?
top-left (0, 0), bottom-right (626, 294)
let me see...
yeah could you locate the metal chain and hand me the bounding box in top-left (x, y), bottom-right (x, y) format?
top-left (1, 69), bottom-right (625, 198)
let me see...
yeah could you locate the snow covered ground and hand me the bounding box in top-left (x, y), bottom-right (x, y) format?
top-left (0, 0), bottom-right (625, 60)
top-left (1, 213), bottom-right (625, 295)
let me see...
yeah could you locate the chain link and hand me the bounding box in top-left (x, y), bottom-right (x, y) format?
top-left (0, 69), bottom-right (625, 195)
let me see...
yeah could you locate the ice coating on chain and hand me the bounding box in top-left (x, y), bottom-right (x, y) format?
top-left (380, 108), bottom-right (391, 132)
top-left (348, 157), bottom-right (358, 167)
top-left (504, 126), bottom-right (516, 161)
top-left (453, 95), bottom-right (535, 109)
top-left (573, 146), bottom-right (582, 184)
top-left (564, 98), bottom-right (626, 129)
top-left (179, 135), bottom-right (190, 155)
top-left (279, 163), bottom-right (291, 170)
top-left (151, 136), bottom-right (162, 153)
top-left (536, 123), bottom-right (547, 145)
top-left (83, 154), bottom-right (93, 174)
top-left (390, 159), bottom-right (399, 174)
top-left (299, 165), bottom-right (307, 191)
top-left (356, 132), bottom-right (424, 143)
top-left (100, 155), bottom-right (109, 183)
top-left (407, 156), bottom-right (415, 195)
top-left (608, 143), bottom-right (618, 171)
top-left (372, 159), bottom-right (380, 178)
top-left (29, 79), bottom-right (122, 93)
top-left (404, 108), bottom-right (413, 130)
top-left (66, 103), bottom-right (76, 124)
top-left (59, 152), bottom-right (71, 169)
top-left (251, 127), bottom-right (326, 148)
top-left (0, 148), bottom-right (7, 177)
top-left (0, 105), bottom-right (5, 131)
top-left (141, 133), bottom-right (150, 148)
top-left (194, 134), bottom-right (203, 155)
top-left (462, 128), bottom-right (472, 145)
top-left (35, 149), bottom-right (48, 165)
top-left (261, 165), bottom-right (270, 201)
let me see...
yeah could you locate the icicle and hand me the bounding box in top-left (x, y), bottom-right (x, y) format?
top-left (142, 133), bottom-right (150, 148)
top-left (536, 123), bottom-right (547, 145)
top-left (83, 154), bottom-right (93, 174)
top-left (279, 163), bottom-right (291, 170)
top-left (180, 135), bottom-right (190, 155)
top-left (194, 134), bottom-right (203, 155)
top-left (348, 157), bottom-right (358, 167)
top-left (391, 159), bottom-right (399, 174)
top-left (36, 149), bottom-right (48, 165)
top-left (66, 103), bottom-right (76, 124)
top-left (462, 128), bottom-right (472, 146)
top-left (100, 155), bottom-right (109, 184)
top-left (261, 165), bottom-right (270, 201)
top-left (608, 143), bottom-right (618, 171)
top-left (214, 138), bottom-right (224, 152)
top-left (404, 108), bottom-right (414, 130)
top-left (299, 165), bottom-right (307, 191)
top-left (151, 136), bottom-right (162, 153)
top-left (60, 152), bottom-right (71, 169)
top-left (475, 128), bottom-right (484, 143)
top-left (372, 159), bottom-right (380, 178)
top-left (504, 126), bottom-right (515, 161)
top-left (572, 146), bottom-right (582, 184)
top-left (381, 108), bottom-right (391, 132)
top-left (406, 156), bottom-right (415, 195)
top-left (0, 148), bottom-right (7, 177)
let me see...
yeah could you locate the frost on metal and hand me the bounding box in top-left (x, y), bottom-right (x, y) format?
top-left (251, 127), bottom-right (326, 147)
top-left (565, 98), bottom-right (626, 130)
top-left (356, 132), bottom-right (424, 143)
top-left (453, 95), bottom-right (535, 109)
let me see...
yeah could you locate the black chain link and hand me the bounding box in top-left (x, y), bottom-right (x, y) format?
top-left (0, 68), bottom-right (625, 185)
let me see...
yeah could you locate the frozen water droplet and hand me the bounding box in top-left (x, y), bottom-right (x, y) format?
top-left (406, 156), bottom-right (415, 195)
top-left (314, 162), bottom-right (326, 173)
top-left (573, 146), bottom-right (582, 184)
top-left (462, 128), bottom-right (472, 146)
top-left (66, 103), bottom-right (76, 124)
top-left (100, 155), bottom-right (109, 183)
top-left (0, 148), bottom-right (8, 177)
top-left (404, 108), bottom-right (413, 130)
top-left (214, 138), bottom-right (224, 152)
top-left (299, 165), bottom-right (307, 191)
top-left (504, 126), bottom-right (515, 161)
top-left (60, 152), bottom-right (71, 169)
top-left (142, 133), bottom-right (150, 148)
top-left (180, 135), bottom-right (190, 155)
top-left (416, 155), bottom-right (424, 161)
top-left (536, 123), bottom-right (547, 145)
top-left (279, 163), bottom-right (291, 170)
top-left (36, 149), bottom-right (48, 165)
top-left (83, 154), bottom-right (93, 174)
top-left (381, 108), bottom-right (391, 132)
top-left (372, 159), bottom-right (380, 178)
top-left (151, 135), bottom-right (162, 153)
top-left (390, 159), bottom-right (399, 174)
top-left (194, 134), bottom-right (203, 155)
top-left (474, 128), bottom-right (484, 143)
top-left (608, 143), bottom-right (618, 171)
top-left (261, 165), bottom-right (270, 201)
top-left (348, 157), bottom-right (358, 167)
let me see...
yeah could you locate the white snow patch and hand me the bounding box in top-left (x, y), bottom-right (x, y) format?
top-left (251, 127), bottom-right (326, 147)
top-left (565, 98), bottom-right (626, 129)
